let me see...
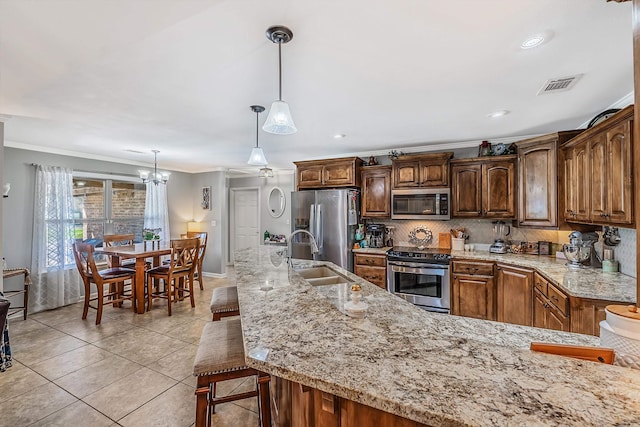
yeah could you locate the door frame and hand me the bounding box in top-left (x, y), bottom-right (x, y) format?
top-left (229, 186), bottom-right (261, 264)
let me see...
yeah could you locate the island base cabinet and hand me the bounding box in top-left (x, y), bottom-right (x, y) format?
top-left (276, 378), bottom-right (428, 427)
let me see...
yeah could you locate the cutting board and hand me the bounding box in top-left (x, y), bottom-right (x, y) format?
top-left (438, 233), bottom-right (451, 250)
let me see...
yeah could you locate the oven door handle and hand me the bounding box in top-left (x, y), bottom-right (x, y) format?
top-left (388, 260), bottom-right (449, 270)
top-left (389, 264), bottom-right (447, 276)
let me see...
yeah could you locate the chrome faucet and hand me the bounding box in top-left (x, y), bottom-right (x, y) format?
top-left (287, 229), bottom-right (320, 267)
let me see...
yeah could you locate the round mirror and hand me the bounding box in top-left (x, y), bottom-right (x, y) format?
top-left (268, 187), bottom-right (286, 218)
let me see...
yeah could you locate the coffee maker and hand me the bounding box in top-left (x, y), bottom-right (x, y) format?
top-left (366, 224), bottom-right (386, 248)
top-left (489, 220), bottom-right (510, 254)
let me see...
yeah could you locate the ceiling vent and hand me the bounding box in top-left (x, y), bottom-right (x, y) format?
top-left (537, 74), bottom-right (583, 95)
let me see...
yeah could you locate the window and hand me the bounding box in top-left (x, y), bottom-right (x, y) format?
top-left (72, 177), bottom-right (146, 248)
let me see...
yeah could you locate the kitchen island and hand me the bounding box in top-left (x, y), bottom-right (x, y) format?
top-left (234, 246), bottom-right (640, 426)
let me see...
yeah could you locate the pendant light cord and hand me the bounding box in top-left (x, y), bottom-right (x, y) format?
top-left (255, 110), bottom-right (260, 148)
top-left (278, 40), bottom-right (282, 101)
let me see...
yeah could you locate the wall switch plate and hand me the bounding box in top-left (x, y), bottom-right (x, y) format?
top-left (211, 220), bottom-right (216, 227)
top-left (286, 219), bottom-right (290, 225)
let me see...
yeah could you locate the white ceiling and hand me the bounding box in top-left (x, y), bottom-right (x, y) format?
top-left (0, 0), bottom-right (634, 174)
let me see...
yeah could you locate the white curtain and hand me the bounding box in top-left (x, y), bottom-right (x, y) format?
top-left (144, 182), bottom-right (170, 240)
top-left (31, 165), bottom-right (83, 312)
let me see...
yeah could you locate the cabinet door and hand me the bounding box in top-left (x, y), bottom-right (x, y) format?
top-left (533, 289), bottom-right (548, 329)
top-left (392, 160), bottom-right (421, 188)
top-left (570, 298), bottom-right (612, 336)
top-left (361, 167), bottom-right (391, 218)
top-left (573, 141), bottom-right (590, 222)
top-left (518, 141), bottom-right (557, 227)
top-left (451, 274), bottom-right (495, 320)
top-left (589, 133), bottom-right (608, 222)
top-left (451, 163), bottom-right (482, 217)
top-left (496, 264), bottom-right (533, 326)
top-left (546, 304), bottom-right (570, 332)
top-left (297, 165), bottom-right (324, 189)
top-left (606, 120), bottom-right (634, 224)
top-left (419, 160), bottom-right (449, 187)
top-left (483, 160), bottom-right (516, 218)
top-left (561, 147), bottom-right (577, 221)
top-left (323, 161), bottom-right (355, 187)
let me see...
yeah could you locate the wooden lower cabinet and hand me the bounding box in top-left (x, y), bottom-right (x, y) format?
top-left (273, 378), bottom-right (427, 427)
top-left (354, 253), bottom-right (387, 289)
top-left (570, 297), bottom-right (618, 337)
top-left (451, 260), bottom-right (495, 320)
top-left (496, 264), bottom-right (533, 326)
top-left (533, 289), bottom-right (570, 332)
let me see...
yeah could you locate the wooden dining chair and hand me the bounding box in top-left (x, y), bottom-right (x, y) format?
top-left (146, 238), bottom-right (200, 316)
top-left (104, 233), bottom-right (137, 268)
top-left (186, 231), bottom-right (208, 289)
top-left (73, 242), bottom-right (136, 325)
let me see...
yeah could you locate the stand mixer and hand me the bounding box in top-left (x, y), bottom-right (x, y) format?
top-left (489, 221), bottom-right (510, 254)
top-left (562, 231), bottom-right (592, 268)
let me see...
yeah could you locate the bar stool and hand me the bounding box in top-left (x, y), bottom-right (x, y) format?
top-left (210, 286), bottom-right (240, 321)
top-left (193, 318), bottom-right (271, 427)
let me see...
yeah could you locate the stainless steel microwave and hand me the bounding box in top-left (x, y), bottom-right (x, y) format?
top-left (391, 188), bottom-right (450, 220)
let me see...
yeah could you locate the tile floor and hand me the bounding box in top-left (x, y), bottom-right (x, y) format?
top-left (0, 269), bottom-right (261, 427)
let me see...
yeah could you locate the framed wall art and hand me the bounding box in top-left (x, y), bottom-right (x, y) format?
top-left (201, 186), bottom-right (211, 210)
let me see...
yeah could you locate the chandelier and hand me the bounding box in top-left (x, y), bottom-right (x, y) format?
top-left (139, 150), bottom-right (169, 185)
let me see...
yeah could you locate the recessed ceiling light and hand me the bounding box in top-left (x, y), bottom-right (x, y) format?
top-left (333, 134), bottom-right (346, 139)
top-left (520, 31), bottom-right (552, 49)
top-left (487, 110), bottom-right (510, 118)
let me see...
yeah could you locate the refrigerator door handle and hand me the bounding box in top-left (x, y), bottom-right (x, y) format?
top-left (316, 204), bottom-right (323, 254)
top-left (309, 204), bottom-right (316, 238)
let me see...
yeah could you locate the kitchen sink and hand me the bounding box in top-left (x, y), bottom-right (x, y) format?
top-left (295, 266), bottom-right (354, 286)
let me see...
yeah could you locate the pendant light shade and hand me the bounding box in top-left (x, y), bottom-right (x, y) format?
top-left (263, 26), bottom-right (297, 135)
top-left (248, 147), bottom-right (268, 166)
top-left (263, 100), bottom-right (296, 135)
top-left (247, 105), bottom-right (268, 166)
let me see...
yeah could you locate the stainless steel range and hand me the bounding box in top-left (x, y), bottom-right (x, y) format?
top-left (386, 247), bottom-right (451, 313)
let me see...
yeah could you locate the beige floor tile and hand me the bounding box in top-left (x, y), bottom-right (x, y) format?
top-left (122, 309), bottom-right (194, 333)
top-left (209, 400), bottom-right (260, 427)
top-left (164, 318), bottom-right (208, 344)
top-left (0, 381), bottom-right (77, 426)
top-left (0, 362), bottom-right (49, 404)
top-left (118, 382), bottom-right (195, 427)
top-left (5, 318), bottom-right (50, 337)
top-left (30, 344), bottom-right (111, 380)
top-left (228, 377), bottom-right (259, 413)
top-left (146, 343), bottom-right (198, 381)
top-left (52, 313), bottom-right (136, 342)
top-left (92, 327), bottom-right (189, 366)
top-left (29, 400), bottom-right (114, 426)
top-left (54, 355), bottom-right (143, 398)
top-left (30, 303), bottom-right (86, 326)
top-left (12, 330), bottom-right (86, 366)
top-left (83, 367), bottom-right (177, 421)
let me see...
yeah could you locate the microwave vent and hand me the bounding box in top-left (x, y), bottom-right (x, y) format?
top-left (537, 74), bottom-right (582, 95)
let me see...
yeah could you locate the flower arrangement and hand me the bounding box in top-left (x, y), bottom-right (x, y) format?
top-left (143, 228), bottom-right (162, 240)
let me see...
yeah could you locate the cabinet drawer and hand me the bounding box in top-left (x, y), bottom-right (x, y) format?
top-left (547, 283), bottom-right (569, 315)
top-left (533, 272), bottom-right (548, 296)
top-left (354, 253), bottom-right (386, 267)
top-left (452, 261), bottom-right (494, 276)
top-left (354, 265), bottom-right (386, 289)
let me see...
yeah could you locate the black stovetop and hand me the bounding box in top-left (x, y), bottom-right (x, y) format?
top-left (386, 246), bottom-right (451, 264)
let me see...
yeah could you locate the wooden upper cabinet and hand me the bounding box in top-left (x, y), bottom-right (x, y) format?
top-left (451, 156), bottom-right (516, 219)
top-left (516, 131), bottom-right (582, 229)
top-left (560, 105), bottom-right (634, 226)
top-left (361, 166), bottom-right (391, 218)
top-left (294, 157), bottom-right (363, 190)
top-left (391, 152), bottom-right (452, 189)
top-left (483, 160), bottom-right (516, 218)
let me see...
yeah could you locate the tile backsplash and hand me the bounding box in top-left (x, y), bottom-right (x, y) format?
top-left (372, 219), bottom-right (637, 278)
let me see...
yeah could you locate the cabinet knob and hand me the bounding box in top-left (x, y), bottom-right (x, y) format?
top-left (551, 295), bottom-right (558, 302)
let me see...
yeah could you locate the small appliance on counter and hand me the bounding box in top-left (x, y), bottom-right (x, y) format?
top-left (366, 223), bottom-right (386, 248)
top-left (489, 220), bottom-right (510, 254)
top-left (562, 231), bottom-right (591, 268)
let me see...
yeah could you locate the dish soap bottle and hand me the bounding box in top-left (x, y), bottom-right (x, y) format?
top-left (264, 230), bottom-right (270, 242)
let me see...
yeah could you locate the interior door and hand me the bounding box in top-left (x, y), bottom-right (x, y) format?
top-left (233, 189), bottom-right (259, 256)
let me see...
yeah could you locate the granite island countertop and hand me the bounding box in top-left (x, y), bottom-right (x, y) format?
top-left (234, 246), bottom-right (640, 426)
top-left (450, 250), bottom-right (636, 303)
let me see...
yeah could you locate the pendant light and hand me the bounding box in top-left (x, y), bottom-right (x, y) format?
top-left (139, 150), bottom-right (169, 185)
top-left (262, 26), bottom-right (297, 135)
top-left (247, 105), bottom-right (268, 166)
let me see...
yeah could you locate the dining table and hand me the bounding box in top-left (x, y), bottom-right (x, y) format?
top-left (96, 241), bottom-right (172, 314)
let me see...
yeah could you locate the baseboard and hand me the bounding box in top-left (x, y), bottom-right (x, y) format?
top-left (202, 272), bottom-right (227, 279)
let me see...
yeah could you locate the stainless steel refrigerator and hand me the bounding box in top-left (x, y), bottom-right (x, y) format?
top-left (291, 189), bottom-right (360, 272)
